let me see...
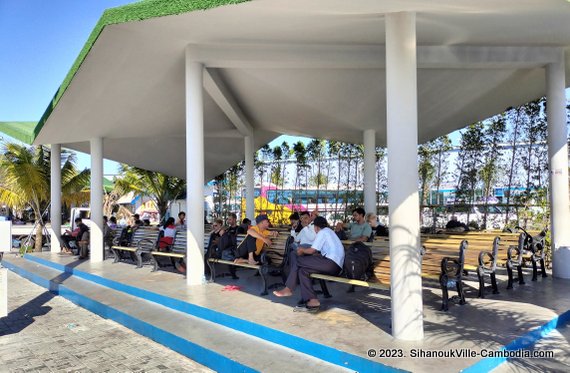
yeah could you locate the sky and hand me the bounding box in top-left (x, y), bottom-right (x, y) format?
top-left (1, 0), bottom-right (568, 175)
top-left (0, 0), bottom-right (142, 173)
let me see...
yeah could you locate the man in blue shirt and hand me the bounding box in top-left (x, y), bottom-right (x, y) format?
top-left (273, 216), bottom-right (344, 312)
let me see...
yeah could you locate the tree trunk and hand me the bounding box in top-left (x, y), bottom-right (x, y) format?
top-left (505, 108), bottom-right (522, 225)
top-left (34, 222), bottom-right (43, 252)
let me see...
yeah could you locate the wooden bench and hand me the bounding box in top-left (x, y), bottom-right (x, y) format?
top-left (149, 230), bottom-right (187, 272)
top-left (104, 226), bottom-right (123, 258)
top-left (111, 227), bottom-right (160, 268)
top-left (422, 236), bottom-right (505, 300)
top-left (310, 240), bottom-right (439, 300)
top-left (421, 232), bottom-right (535, 291)
top-left (207, 233), bottom-right (294, 295)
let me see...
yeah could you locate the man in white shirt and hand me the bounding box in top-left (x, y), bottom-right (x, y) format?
top-left (274, 216), bottom-right (344, 312)
top-left (293, 211), bottom-right (316, 248)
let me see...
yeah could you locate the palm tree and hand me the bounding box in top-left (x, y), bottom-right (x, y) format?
top-left (114, 165), bottom-right (186, 221)
top-left (292, 141), bottom-right (307, 209)
top-left (0, 142), bottom-right (90, 252)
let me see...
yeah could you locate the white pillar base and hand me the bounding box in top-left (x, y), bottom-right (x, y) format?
top-left (553, 246), bottom-right (570, 279)
top-left (90, 138), bottom-right (104, 263)
top-left (50, 144), bottom-right (62, 253)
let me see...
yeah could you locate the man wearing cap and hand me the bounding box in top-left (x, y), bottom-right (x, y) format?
top-left (273, 216), bottom-right (344, 312)
top-left (235, 214), bottom-right (278, 265)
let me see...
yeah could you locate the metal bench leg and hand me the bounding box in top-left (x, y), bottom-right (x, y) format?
top-left (210, 261), bottom-right (217, 282)
top-left (456, 278), bottom-right (466, 305)
top-left (135, 251), bottom-right (143, 268)
top-left (316, 280), bottom-right (332, 298)
top-left (440, 274), bottom-right (449, 311)
top-left (150, 255), bottom-right (159, 272)
top-left (531, 258), bottom-right (538, 281)
top-left (206, 260), bottom-right (215, 281)
top-left (490, 272), bottom-right (499, 294)
top-left (540, 258), bottom-right (547, 278)
top-left (506, 262), bottom-right (514, 289)
top-left (112, 248), bottom-right (120, 263)
top-left (477, 266), bottom-right (485, 298)
top-left (517, 265), bottom-right (525, 285)
top-left (259, 265), bottom-right (269, 296)
top-left (229, 265), bottom-right (238, 280)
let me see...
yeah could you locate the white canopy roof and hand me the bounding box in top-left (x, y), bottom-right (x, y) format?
top-left (33, 0), bottom-right (570, 179)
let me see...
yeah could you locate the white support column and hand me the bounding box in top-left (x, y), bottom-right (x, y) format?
top-left (363, 129), bottom-right (377, 215)
top-left (245, 134), bottom-right (255, 220)
top-left (546, 52), bottom-right (570, 279)
top-left (50, 144), bottom-right (62, 253)
top-left (185, 52), bottom-right (206, 285)
top-left (90, 138), bottom-right (104, 263)
top-left (386, 12), bottom-right (424, 340)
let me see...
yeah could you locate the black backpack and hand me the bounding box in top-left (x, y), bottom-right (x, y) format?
top-left (343, 242), bottom-right (374, 281)
top-left (118, 226), bottom-right (134, 246)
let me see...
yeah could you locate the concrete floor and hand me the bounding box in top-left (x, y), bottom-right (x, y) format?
top-left (1, 271), bottom-right (212, 372)
top-left (3, 252), bottom-right (569, 373)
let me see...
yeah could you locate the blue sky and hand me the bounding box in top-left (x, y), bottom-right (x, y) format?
top-left (1, 1), bottom-right (567, 175)
top-left (0, 0), bottom-right (313, 174)
top-left (0, 0), bottom-right (140, 173)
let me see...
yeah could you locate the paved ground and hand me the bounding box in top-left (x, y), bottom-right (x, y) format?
top-left (0, 271), bottom-right (212, 373)
top-left (494, 322), bottom-right (570, 373)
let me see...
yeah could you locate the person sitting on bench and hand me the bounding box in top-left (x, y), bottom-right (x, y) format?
top-left (334, 207), bottom-right (372, 242)
top-left (158, 217), bottom-right (177, 251)
top-left (291, 211), bottom-right (316, 250)
top-left (234, 214), bottom-right (278, 265)
top-left (273, 216), bottom-right (345, 313)
top-left (237, 218), bottom-right (251, 234)
top-left (61, 218), bottom-right (90, 254)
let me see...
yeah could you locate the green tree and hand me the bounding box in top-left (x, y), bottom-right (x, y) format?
top-left (375, 146), bottom-right (387, 207)
top-left (226, 162), bottom-right (243, 218)
top-left (455, 122), bottom-right (485, 225)
top-left (418, 144), bottom-right (435, 207)
top-left (307, 139), bottom-right (326, 208)
top-left (114, 165), bottom-right (185, 222)
top-left (480, 116), bottom-right (506, 228)
top-left (430, 136), bottom-right (452, 230)
top-left (504, 105), bottom-right (524, 225)
top-left (328, 140), bottom-right (343, 219)
top-left (0, 142), bottom-right (90, 252)
top-left (292, 141), bottom-right (307, 208)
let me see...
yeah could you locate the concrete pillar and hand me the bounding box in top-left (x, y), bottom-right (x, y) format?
top-left (245, 134), bottom-right (255, 220)
top-left (185, 53), bottom-right (206, 285)
top-left (546, 51), bottom-right (570, 279)
top-left (363, 129), bottom-right (377, 215)
top-left (90, 138), bottom-right (104, 262)
top-left (50, 144), bottom-right (62, 252)
top-left (386, 12), bottom-right (424, 340)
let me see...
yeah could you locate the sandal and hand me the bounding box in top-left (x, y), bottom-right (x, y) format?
top-left (293, 305), bottom-right (320, 313)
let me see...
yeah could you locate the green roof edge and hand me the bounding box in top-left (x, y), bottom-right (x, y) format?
top-left (31, 0), bottom-right (250, 143)
top-left (0, 121), bottom-right (38, 144)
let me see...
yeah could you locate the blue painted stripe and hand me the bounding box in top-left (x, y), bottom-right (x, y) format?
top-left (3, 260), bottom-right (255, 373)
top-left (462, 309), bottom-right (570, 373)
top-left (22, 254), bottom-right (403, 373)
